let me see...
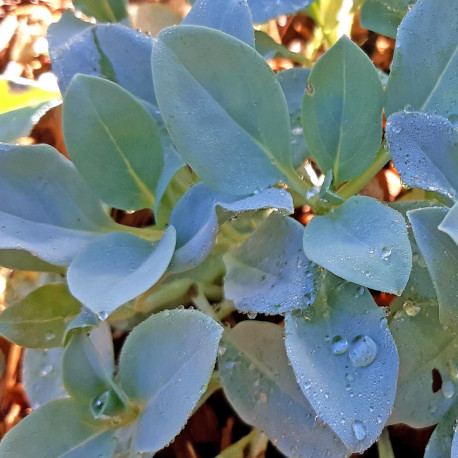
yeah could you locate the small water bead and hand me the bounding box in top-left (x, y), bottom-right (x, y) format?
top-left (45, 331), bottom-right (55, 341)
top-left (40, 364), bottom-right (53, 376)
top-left (305, 83), bottom-right (314, 95)
top-left (292, 126), bottom-right (303, 136)
top-left (403, 300), bottom-right (421, 317)
top-left (381, 247), bottom-right (392, 260)
top-left (98, 311), bottom-right (109, 321)
top-left (442, 380), bottom-right (455, 399)
top-left (246, 311), bottom-right (257, 320)
top-left (351, 420), bottom-right (367, 441)
top-left (349, 335), bottom-right (378, 367)
top-left (331, 336), bottom-right (349, 355)
top-left (218, 346), bottom-right (227, 356)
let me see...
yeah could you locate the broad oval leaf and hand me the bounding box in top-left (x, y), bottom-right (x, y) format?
top-left (67, 227), bottom-right (176, 316)
top-left (0, 398), bottom-right (116, 457)
top-left (219, 321), bottom-right (347, 457)
top-left (0, 283), bottom-right (81, 348)
top-left (439, 201), bottom-right (458, 246)
top-left (407, 207), bottom-right (458, 331)
top-left (63, 75), bottom-right (163, 210)
top-left (224, 212), bottom-right (317, 314)
top-left (183, 0), bottom-right (255, 47)
top-left (119, 309), bottom-right (223, 453)
top-left (169, 183), bottom-right (293, 272)
top-left (248, 0), bottom-right (313, 23)
top-left (385, 0), bottom-right (458, 119)
top-left (73, 0), bottom-right (128, 23)
top-left (386, 112), bottom-right (458, 200)
top-left (152, 25), bottom-right (294, 196)
top-left (302, 35), bottom-right (384, 185)
top-left (303, 196), bottom-right (412, 294)
top-left (285, 273), bottom-right (399, 453)
top-left (0, 144), bottom-right (116, 266)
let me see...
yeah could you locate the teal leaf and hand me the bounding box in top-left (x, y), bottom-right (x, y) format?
top-left (63, 74), bottom-right (163, 210)
top-left (67, 228), bottom-right (176, 316)
top-left (152, 25), bottom-right (294, 196)
top-left (0, 398), bottom-right (116, 457)
top-left (0, 144), bottom-right (116, 266)
top-left (118, 309), bottom-right (223, 453)
top-left (386, 112), bottom-right (458, 200)
top-left (407, 207), bottom-right (458, 331)
top-left (385, 0), bottom-right (458, 119)
top-left (302, 35), bottom-right (384, 185)
top-left (319, 170), bottom-right (345, 205)
top-left (183, 0), bottom-right (255, 47)
top-left (424, 400), bottom-right (458, 457)
top-left (48, 22), bottom-right (157, 108)
top-left (0, 283), bottom-right (81, 348)
top-left (388, 301), bottom-right (457, 427)
top-left (73, 0), bottom-right (128, 23)
top-left (219, 321), bottom-right (347, 457)
top-left (439, 201), bottom-right (458, 246)
top-left (46, 10), bottom-right (91, 46)
top-left (285, 273), bottom-right (399, 453)
top-left (169, 183), bottom-right (293, 272)
top-left (278, 68), bottom-right (311, 169)
top-left (22, 348), bottom-right (67, 410)
top-left (248, 0), bottom-right (313, 23)
top-left (303, 196), bottom-right (412, 294)
top-left (224, 212), bottom-right (317, 314)
top-left (65, 307), bottom-right (100, 342)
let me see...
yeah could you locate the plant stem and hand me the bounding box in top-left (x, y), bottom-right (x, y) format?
top-left (377, 429), bottom-right (395, 458)
top-left (192, 286), bottom-right (220, 322)
top-left (337, 144), bottom-right (391, 199)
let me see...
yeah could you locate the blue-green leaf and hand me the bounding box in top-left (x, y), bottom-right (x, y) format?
top-left (302, 35), bottom-right (384, 185)
top-left (183, 0), bottom-right (254, 47)
top-left (278, 68), bottom-right (311, 169)
top-left (169, 183), bottom-right (293, 272)
top-left (63, 75), bottom-right (163, 210)
top-left (439, 201), bottom-right (458, 246)
top-left (0, 398), bottom-right (116, 457)
top-left (0, 144), bottom-right (116, 266)
top-left (152, 25), bottom-right (294, 196)
top-left (73, 0), bottom-right (128, 23)
top-left (219, 321), bottom-right (347, 457)
top-left (248, 0), bottom-right (313, 23)
top-left (224, 213), bottom-right (317, 314)
top-left (386, 112), bottom-right (458, 200)
top-left (385, 0), bottom-right (458, 119)
top-left (118, 309), bottom-right (223, 453)
top-left (303, 196), bottom-right (412, 294)
top-left (67, 228), bottom-right (176, 317)
top-left (285, 273), bottom-right (399, 453)
top-left (0, 283), bottom-right (81, 348)
top-left (0, 249), bottom-right (64, 273)
top-left (407, 207), bottom-right (458, 331)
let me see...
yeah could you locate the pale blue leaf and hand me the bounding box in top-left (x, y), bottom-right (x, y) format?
top-left (183, 0), bottom-right (254, 47)
top-left (219, 321), bottom-right (347, 457)
top-left (453, 426), bottom-right (458, 458)
top-left (386, 111), bottom-right (458, 200)
top-left (407, 207), bottom-right (458, 331)
top-left (224, 212), bottom-right (317, 314)
top-left (303, 196), bottom-right (412, 294)
top-left (67, 227), bottom-right (176, 316)
top-left (439, 201), bottom-right (458, 246)
top-left (248, 0), bottom-right (313, 23)
top-left (169, 183), bottom-right (293, 272)
top-left (385, 0), bottom-right (458, 119)
top-left (152, 25), bottom-right (294, 196)
top-left (0, 144), bottom-right (116, 266)
top-left (285, 273), bottom-right (399, 453)
top-left (118, 309), bottom-right (223, 453)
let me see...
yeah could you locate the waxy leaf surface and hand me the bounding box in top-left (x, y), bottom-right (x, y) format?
top-left (439, 201), bottom-right (458, 246)
top-left (424, 401), bottom-right (458, 457)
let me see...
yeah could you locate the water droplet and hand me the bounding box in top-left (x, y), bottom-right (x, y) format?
top-left (349, 335), bottom-right (378, 367)
top-left (90, 391), bottom-right (109, 418)
top-left (351, 420), bottom-right (367, 441)
top-left (259, 392), bottom-right (268, 403)
top-left (377, 415), bottom-right (383, 424)
top-left (442, 380), bottom-right (455, 399)
top-left (247, 311), bottom-right (257, 320)
top-left (305, 83), bottom-right (314, 95)
top-left (391, 125), bottom-right (401, 134)
top-left (315, 415), bottom-right (326, 426)
top-left (45, 331), bottom-right (55, 341)
top-left (380, 317), bottom-right (388, 328)
top-left (355, 286), bottom-right (365, 297)
top-left (381, 247), bottom-right (392, 260)
top-left (292, 126), bottom-right (303, 136)
top-left (403, 300), bottom-right (421, 317)
top-left (331, 336), bottom-right (349, 355)
top-left (400, 179), bottom-right (412, 190)
top-left (218, 346), bottom-right (227, 356)
top-left (303, 380), bottom-right (312, 390)
top-left (40, 364), bottom-right (53, 376)
top-left (98, 311), bottom-right (108, 321)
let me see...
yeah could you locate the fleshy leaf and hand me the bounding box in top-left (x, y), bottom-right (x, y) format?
top-left (169, 183), bottom-right (293, 272)
top-left (0, 399), bottom-right (116, 457)
top-left (385, 0), bottom-right (458, 119)
top-left (118, 309), bottom-right (223, 453)
top-left (0, 144), bottom-right (116, 266)
top-left (439, 201), bottom-right (458, 246)
top-left (67, 228), bottom-right (176, 316)
top-left (302, 35), bottom-right (384, 185)
top-left (73, 0), bottom-right (128, 23)
top-left (224, 212), bottom-right (317, 314)
top-left (248, 0), bottom-right (313, 23)
top-left (0, 283), bottom-right (81, 348)
top-left (285, 273), bottom-right (399, 453)
top-left (386, 112), bottom-right (458, 200)
top-left (303, 196), bottom-right (412, 294)
top-left (183, 0), bottom-right (254, 47)
top-left (407, 207), bottom-right (458, 331)
top-left (63, 75), bottom-right (163, 210)
top-left (219, 321), bottom-right (347, 457)
top-left (152, 25), bottom-right (295, 196)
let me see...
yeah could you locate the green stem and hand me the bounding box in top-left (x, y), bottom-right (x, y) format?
top-left (337, 144), bottom-right (391, 199)
top-left (215, 300), bottom-right (237, 321)
top-left (192, 286), bottom-right (220, 322)
top-left (377, 429), bottom-right (395, 458)
top-left (283, 166), bottom-right (313, 200)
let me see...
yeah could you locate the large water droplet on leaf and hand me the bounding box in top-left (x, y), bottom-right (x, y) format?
top-left (351, 420), bottom-right (367, 440)
top-left (403, 300), bottom-right (421, 317)
top-left (349, 335), bottom-right (377, 367)
top-left (331, 336), bottom-right (349, 355)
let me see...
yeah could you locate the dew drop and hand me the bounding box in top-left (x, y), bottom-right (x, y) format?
top-left (331, 336), bottom-right (349, 355)
top-left (351, 420), bottom-right (367, 441)
top-left (40, 364), bottom-right (53, 376)
top-left (442, 380), bottom-right (455, 399)
top-left (349, 335), bottom-right (377, 367)
top-left (305, 83), bottom-right (314, 95)
top-left (90, 391), bottom-right (109, 418)
top-left (45, 331), bottom-right (55, 341)
top-left (381, 247), bottom-right (392, 260)
top-left (98, 311), bottom-right (108, 321)
top-left (377, 415), bottom-right (383, 424)
top-left (218, 346), bottom-right (227, 356)
top-left (391, 125), bottom-right (401, 134)
top-left (403, 300), bottom-right (421, 317)
top-left (246, 311), bottom-right (257, 320)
